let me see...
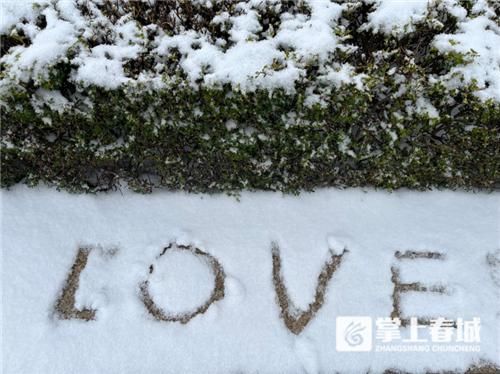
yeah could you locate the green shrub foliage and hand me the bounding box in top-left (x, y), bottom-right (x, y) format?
top-left (1, 0), bottom-right (499, 193)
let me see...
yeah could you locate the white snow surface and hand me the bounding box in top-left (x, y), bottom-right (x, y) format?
top-left (1, 186), bottom-right (499, 373)
top-left (433, 14), bottom-right (500, 101)
top-left (362, 0), bottom-right (431, 34)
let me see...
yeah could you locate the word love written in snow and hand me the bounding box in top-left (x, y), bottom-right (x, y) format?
top-left (55, 242), bottom-right (451, 335)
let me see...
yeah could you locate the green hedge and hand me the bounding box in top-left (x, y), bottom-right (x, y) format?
top-left (1, 0), bottom-right (499, 193)
top-left (2, 80), bottom-right (498, 193)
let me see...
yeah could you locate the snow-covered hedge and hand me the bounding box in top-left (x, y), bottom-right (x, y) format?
top-left (1, 0), bottom-right (499, 192)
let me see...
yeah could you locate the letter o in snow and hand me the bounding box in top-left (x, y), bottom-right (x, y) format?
top-left (140, 243), bottom-right (225, 323)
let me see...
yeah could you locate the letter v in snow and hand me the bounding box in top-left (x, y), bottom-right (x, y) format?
top-left (271, 242), bottom-right (347, 334)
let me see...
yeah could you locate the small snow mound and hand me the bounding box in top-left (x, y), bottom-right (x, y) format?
top-left (326, 235), bottom-right (349, 255)
top-left (363, 0), bottom-right (430, 35)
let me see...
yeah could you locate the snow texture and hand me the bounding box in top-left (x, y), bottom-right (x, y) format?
top-left (362, 0), bottom-right (431, 34)
top-left (1, 186), bottom-right (499, 373)
top-left (433, 14), bottom-right (500, 101)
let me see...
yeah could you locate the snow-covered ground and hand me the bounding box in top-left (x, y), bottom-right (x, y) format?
top-left (1, 186), bottom-right (499, 373)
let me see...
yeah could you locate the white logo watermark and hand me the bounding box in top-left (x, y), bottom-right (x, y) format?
top-left (336, 317), bottom-right (373, 351)
top-left (336, 316), bottom-right (480, 353)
